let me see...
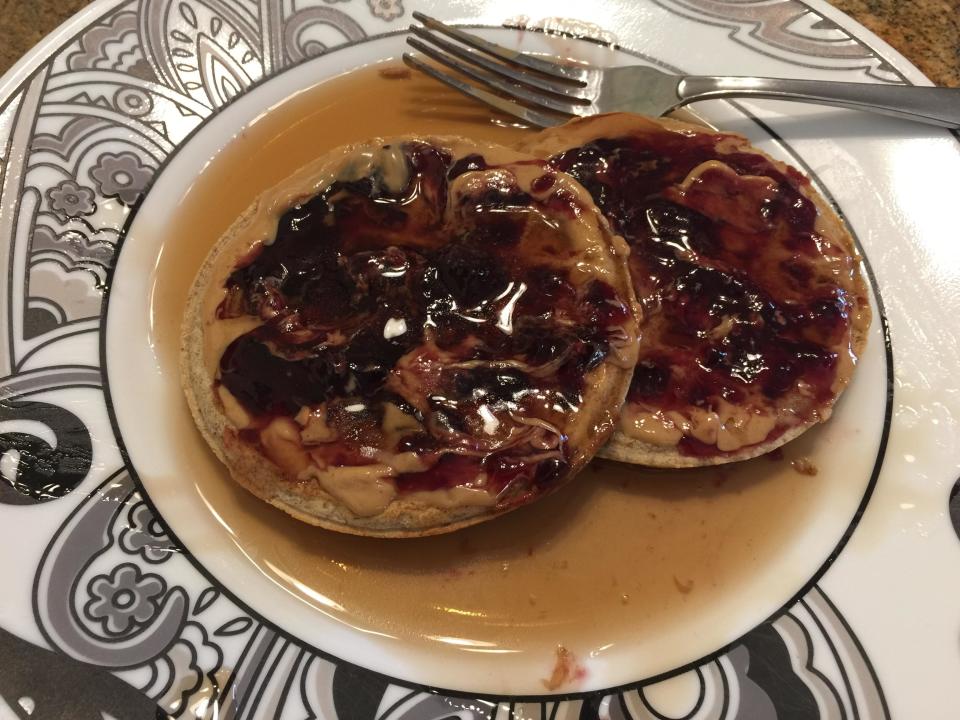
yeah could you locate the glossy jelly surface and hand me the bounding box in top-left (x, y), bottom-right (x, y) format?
top-left (551, 130), bottom-right (863, 456)
top-left (216, 141), bottom-right (631, 504)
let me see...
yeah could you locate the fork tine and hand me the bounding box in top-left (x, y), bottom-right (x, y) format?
top-left (402, 54), bottom-right (564, 128)
top-left (410, 26), bottom-right (591, 104)
top-left (412, 11), bottom-right (587, 87)
top-left (406, 38), bottom-right (581, 117)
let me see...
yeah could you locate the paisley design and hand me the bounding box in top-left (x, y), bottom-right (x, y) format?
top-left (0, 0), bottom-right (932, 717)
top-left (139, 0), bottom-right (262, 103)
top-left (195, 33), bottom-right (251, 107)
top-left (32, 470), bottom-right (250, 716)
top-left (65, 10), bottom-right (155, 79)
top-left (653, 0), bottom-right (901, 80)
top-left (282, 7), bottom-right (367, 63)
top-left (0, 399), bottom-right (92, 504)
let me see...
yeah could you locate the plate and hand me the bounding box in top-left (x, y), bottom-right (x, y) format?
top-left (1, 0), bottom-right (959, 717)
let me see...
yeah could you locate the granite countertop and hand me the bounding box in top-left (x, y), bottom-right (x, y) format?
top-left (828, 0), bottom-right (959, 86)
top-left (0, 0), bottom-right (956, 85)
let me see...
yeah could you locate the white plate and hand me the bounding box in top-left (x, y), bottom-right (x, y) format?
top-left (1, 0), bottom-right (959, 717)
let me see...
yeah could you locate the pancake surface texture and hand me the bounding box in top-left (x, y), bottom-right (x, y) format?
top-left (182, 135), bottom-right (639, 536)
top-left (522, 114), bottom-right (871, 467)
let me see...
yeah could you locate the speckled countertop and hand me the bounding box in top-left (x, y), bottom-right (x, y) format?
top-left (828, 0), bottom-right (959, 86)
top-left (0, 0), bottom-right (956, 84)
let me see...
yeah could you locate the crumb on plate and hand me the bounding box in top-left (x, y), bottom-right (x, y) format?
top-left (542, 646), bottom-right (586, 691)
top-left (791, 457), bottom-right (819, 476)
top-left (379, 66), bottom-right (412, 80)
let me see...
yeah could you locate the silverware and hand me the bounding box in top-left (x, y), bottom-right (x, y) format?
top-left (403, 11), bottom-right (960, 129)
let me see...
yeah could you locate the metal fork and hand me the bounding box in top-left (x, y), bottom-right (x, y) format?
top-left (403, 12), bottom-right (960, 129)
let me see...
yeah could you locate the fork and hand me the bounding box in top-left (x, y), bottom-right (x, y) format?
top-left (403, 12), bottom-right (960, 129)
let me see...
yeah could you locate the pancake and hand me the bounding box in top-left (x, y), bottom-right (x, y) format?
top-left (521, 113), bottom-right (871, 467)
top-left (181, 135), bottom-right (640, 536)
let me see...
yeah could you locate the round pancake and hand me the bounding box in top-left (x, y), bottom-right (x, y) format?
top-left (520, 113), bottom-right (871, 467)
top-left (181, 135), bottom-right (639, 536)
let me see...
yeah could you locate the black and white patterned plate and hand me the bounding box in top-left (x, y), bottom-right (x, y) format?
top-left (1, 0), bottom-right (959, 717)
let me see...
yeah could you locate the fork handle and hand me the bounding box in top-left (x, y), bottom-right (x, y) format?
top-left (678, 76), bottom-right (960, 128)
